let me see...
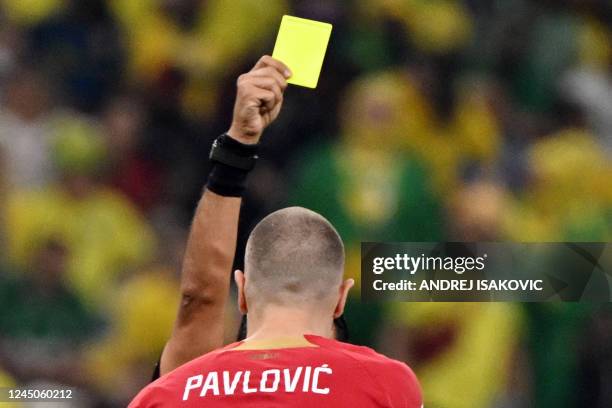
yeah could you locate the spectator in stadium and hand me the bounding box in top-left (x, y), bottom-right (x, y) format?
top-left (109, 0), bottom-right (288, 119)
top-left (130, 56), bottom-right (422, 407)
top-left (292, 70), bottom-right (444, 245)
top-left (0, 68), bottom-right (55, 189)
top-left (506, 128), bottom-right (611, 241)
top-left (290, 69), bottom-right (443, 345)
top-left (85, 265), bottom-right (180, 403)
top-left (0, 239), bottom-right (99, 342)
top-left (24, 0), bottom-right (124, 112)
top-left (509, 125), bottom-right (609, 408)
top-left (580, 304), bottom-right (612, 407)
top-left (560, 15), bottom-right (612, 152)
top-left (102, 95), bottom-right (163, 213)
top-left (379, 179), bottom-right (525, 408)
top-left (0, 239), bottom-right (100, 387)
top-left (85, 222), bottom-right (194, 403)
top-left (3, 114), bottom-right (156, 308)
top-left (372, 0), bottom-right (474, 56)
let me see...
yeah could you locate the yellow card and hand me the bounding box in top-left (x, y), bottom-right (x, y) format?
top-left (272, 15), bottom-right (332, 89)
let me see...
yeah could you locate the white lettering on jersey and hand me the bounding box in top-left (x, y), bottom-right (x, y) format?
top-left (260, 369), bottom-right (281, 392)
top-left (283, 367), bottom-right (302, 392)
top-left (182, 365), bottom-right (333, 400)
top-left (223, 371), bottom-right (242, 395)
top-left (302, 366), bottom-right (312, 392)
top-left (242, 371), bottom-right (257, 394)
top-left (200, 372), bottom-right (220, 396)
top-left (312, 364), bottom-right (332, 394)
top-left (183, 375), bottom-right (203, 401)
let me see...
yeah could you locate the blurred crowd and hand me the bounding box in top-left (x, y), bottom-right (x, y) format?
top-left (0, 0), bottom-right (610, 407)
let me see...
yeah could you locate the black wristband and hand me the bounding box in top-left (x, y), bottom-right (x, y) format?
top-left (206, 133), bottom-right (259, 197)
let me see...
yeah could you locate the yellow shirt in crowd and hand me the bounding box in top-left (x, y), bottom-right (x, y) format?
top-left (389, 302), bottom-right (523, 408)
top-left (5, 187), bottom-right (155, 308)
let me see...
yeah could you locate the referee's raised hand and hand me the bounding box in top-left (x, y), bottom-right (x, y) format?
top-left (228, 55), bottom-right (291, 144)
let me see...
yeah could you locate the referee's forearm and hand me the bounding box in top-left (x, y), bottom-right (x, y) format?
top-left (164, 133), bottom-right (260, 373)
top-left (177, 189), bottom-right (241, 324)
top-left (160, 189), bottom-right (241, 375)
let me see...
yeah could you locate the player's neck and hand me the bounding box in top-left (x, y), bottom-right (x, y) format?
top-left (245, 305), bottom-right (334, 342)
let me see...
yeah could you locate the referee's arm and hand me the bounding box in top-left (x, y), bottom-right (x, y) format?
top-left (159, 56), bottom-right (291, 376)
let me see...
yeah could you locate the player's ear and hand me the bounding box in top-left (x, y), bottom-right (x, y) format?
top-left (333, 279), bottom-right (354, 318)
top-left (234, 270), bottom-right (248, 314)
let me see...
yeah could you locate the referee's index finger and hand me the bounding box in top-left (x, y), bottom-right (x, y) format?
top-left (253, 55), bottom-right (291, 79)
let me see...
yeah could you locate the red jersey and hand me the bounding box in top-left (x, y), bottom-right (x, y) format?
top-left (129, 335), bottom-right (422, 407)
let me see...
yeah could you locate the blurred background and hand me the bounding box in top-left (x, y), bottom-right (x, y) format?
top-left (0, 0), bottom-right (610, 406)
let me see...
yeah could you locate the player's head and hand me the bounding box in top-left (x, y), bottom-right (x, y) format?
top-left (235, 207), bottom-right (353, 326)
